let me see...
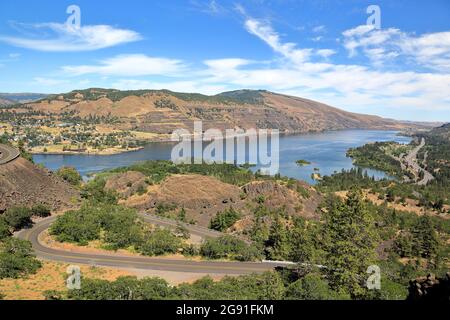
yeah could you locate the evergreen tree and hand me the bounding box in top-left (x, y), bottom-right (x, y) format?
top-left (411, 216), bottom-right (439, 259)
top-left (289, 217), bottom-right (316, 263)
top-left (265, 217), bottom-right (291, 261)
top-left (322, 190), bottom-right (378, 298)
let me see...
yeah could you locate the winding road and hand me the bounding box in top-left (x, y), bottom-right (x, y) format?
top-left (402, 138), bottom-right (434, 185)
top-left (16, 214), bottom-right (289, 275)
top-left (0, 144), bottom-right (20, 165)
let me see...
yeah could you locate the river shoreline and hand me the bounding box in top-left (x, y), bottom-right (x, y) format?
top-left (30, 128), bottom-right (413, 156)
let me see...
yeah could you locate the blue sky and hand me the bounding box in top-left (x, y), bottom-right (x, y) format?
top-left (0, 0), bottom-right (449, 121)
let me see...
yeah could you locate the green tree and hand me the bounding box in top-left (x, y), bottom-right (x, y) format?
top-left (56, 166), bottom-right (82, 186)
top-left (322, 190), bottom-right (378, 298)
top-left (3, 207), bottom-right (33, 231)
top-left (138, 229), bottom-right (182, 256)
top-left (411, 216), bottom-right (439, 259)
top-left (200, 235), bottom-right (257, 261)
top-left (289, 217), bottom-right (317, 263)
top-left (209, 208), bottom-right (241, 231)
top-left (0, 218), bottom-right (11, 240)
top-left (31, 204), bottom-right (51, 217)
top-left (0, 238), bottom-right (41, 279)
top-left (265, 217), bottom-right (291, 261)
top-left (285, 274), bottom-right (342, 300)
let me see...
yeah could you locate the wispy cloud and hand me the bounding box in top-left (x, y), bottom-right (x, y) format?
top-left (193, 14), bottom-right (450, 118)
top-left (245, 18), bottom-right (312, 65)
top-left (62, 54), bottom-right (185, 77)
top-left (342, 25), bottom-right (450, 71)
top-left (312, 25), bottom-right (326, 33)
top-left (316, 49), bottom-right (336, 58)
top-left (0, 22), bottom-right (141, 52)
top-left (190, 0), bottom-right (227, 15)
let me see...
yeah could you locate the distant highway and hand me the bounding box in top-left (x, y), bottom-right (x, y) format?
top-left (403, 138), bottom-right (434, 185)
top-left (17, 215), bottom-right (290, 275)
top-left (0, 144), bottom-right (20, 165)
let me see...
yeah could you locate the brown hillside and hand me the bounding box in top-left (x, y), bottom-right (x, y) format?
top-left (25, 88), bottom-right (423, 136)
top-left (119, 174), bottom-right (321, 228)
top-left (0, 157), bottom-right (80, 212)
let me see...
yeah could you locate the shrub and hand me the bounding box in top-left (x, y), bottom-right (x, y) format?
top-left (49, 209), bottom-right (102, 245)
top-left (209, 208), bottom-right (241, 231)
top-left (31, 204), bottom-right (51, 217)
top-left (285, 274), bottom-right (340, 300)
top-left (3, 207), bottom-right (33, 231)
top-left (138, 229), bottom-right (182, 256)
top-left (56, 166), bottom-right (82, 186)
top-left (0, 238), bottom-right (41, 279)
top-left (200, 235), bottom-right (257, 261)
top-left (0, 218), bottom-right (11, 240)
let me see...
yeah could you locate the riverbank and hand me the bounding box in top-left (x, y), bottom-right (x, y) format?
top-left (30, 146), bottom-right (144, 156)
top-left (33, 130), bottom-right (412, 184)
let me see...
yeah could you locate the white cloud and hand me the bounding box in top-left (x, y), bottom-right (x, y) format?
top-left (192, 17), bottom-right (450, 118)
top-left (342, 25), bottom-right (450, 71)
top-left (0, 22), bottom-right (141, 52)
top-left (204, 58), bottom-right (251, 70)
top-left (245, 18), bottom-right (312, 65)
top-left (316, 49), bottom-right (336, 58)
top-left (62, 54), bottom-right (185, 77)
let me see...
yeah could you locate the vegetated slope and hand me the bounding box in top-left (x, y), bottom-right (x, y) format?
top-left (105, 169), bottom-right (321, 228)
top-left (421, 122), bottom-right (450, 141)
top-left (0, 157), bottom-right (79, 212)
top-left (25, 88), bottom-right (425, 134)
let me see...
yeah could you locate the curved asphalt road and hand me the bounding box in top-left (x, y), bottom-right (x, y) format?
top-left (16, 215), bottom-right (288, 275)
top-left (0, 144), bottom-right (20, 165)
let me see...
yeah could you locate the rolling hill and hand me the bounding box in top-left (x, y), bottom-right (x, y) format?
top-left (22, 88), bottom-right (430, 135)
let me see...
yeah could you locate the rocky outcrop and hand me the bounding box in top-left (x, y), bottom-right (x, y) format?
top-left (407, 273), bottom-right (450, 301)
top-left (0, 157), bottom-right (80, 212)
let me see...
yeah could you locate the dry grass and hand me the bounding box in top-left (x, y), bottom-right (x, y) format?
top-left (0, 261), bottom-right (132, 300)
top-left (335, 190), bottom-right (449, 219)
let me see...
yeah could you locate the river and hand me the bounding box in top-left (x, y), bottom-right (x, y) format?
top-left (33, 129), bottom-right (411, 184)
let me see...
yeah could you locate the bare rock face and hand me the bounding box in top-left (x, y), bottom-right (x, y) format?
top-left (408, 273), bottom-right (450, 301)
top-left (104, 171), bottom-right (147, 198)
top-left (0, 157), bottom-right (80, 212)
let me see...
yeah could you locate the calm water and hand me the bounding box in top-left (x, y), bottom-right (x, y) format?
top-left (33, 130), bottom-right (411, 184)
